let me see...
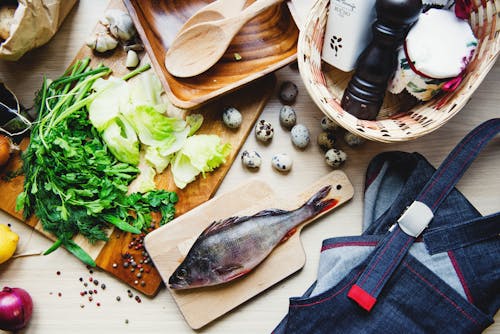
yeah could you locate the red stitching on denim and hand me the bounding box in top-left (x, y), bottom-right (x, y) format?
top-left (448, 250), bottom-right (474, 303)
top-left (290, 271), bottom-right (362, 308)
top-left (403, 262), bottom-right (481, 326)
top-left (370, 235), bottom-right (413, 295)
top-left (358, 229), bottom-right (401, 286)
top-left (321, 241), bottom-right (379, 252)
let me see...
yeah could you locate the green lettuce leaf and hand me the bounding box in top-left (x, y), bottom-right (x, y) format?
top-left (144, 146), bottom-right (171, 174)
top-left (171, 135), bottom-right (232, 189)
top-left (123, 105), bottom-right (188, 156)
top-left (89, 77), bottom-right (129, 131)
top-left (129, 71), bottom-right (165, 111)
top-left (131, 164), bottom-right (157, 193)
top-left (101, 115), bottom-right (140, 165)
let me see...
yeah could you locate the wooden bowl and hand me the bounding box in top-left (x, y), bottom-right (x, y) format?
top-left (298, 0), bottom-right (499, 142)
top-left (124, 0), bottom-right (299, 109)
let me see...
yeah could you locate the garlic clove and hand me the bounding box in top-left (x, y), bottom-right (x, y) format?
top-left (104, 9), bottom-right (136, 42)
top-left (126, 50), bottom-right (139, 68)
top-left (86, 32), bottom-right (118, 53)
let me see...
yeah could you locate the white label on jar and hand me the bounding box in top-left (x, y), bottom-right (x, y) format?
top-left (322, 0), bottom-right (376, 72)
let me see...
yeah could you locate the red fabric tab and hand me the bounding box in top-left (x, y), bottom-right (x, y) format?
top-left (348, 284), bottom-right (377, 311)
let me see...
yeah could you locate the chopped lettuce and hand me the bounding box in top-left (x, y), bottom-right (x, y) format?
top-left (101, 116), bottom-right (140, 165)
top-left (88, 72), bottom-right (229, 190)
top-left (123, 105), bottom-right (188, 155)
top-left (171, 135), bottom-right (232, 189)
top-left (145, 146), bottom-right (171, 174)
top-left (186, 114), bottom-right (203, 136)
top-left (131, 164), bottom-right (157, 193)
top-left (89, 77), bottom-right (129, 131)
top-left (129, 71), bottom-right (164, 107)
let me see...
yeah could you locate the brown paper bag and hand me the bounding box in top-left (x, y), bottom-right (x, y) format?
top-left (0, 0), bottom-right (77, 61)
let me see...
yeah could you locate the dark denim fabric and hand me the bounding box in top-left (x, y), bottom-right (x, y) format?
top-left (273, 120), bottom-right (500, 333)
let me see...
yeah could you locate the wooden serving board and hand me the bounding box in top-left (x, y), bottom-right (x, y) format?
top-left (145, 171), bottom-right (354, 329)
top-left (0, 0), bottom-right (275, 296)
top-left (124, 0), bottom-right (299, 109)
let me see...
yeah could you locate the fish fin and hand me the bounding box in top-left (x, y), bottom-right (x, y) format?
top-left (280, 227), bottom-right (297, 243)
top-left (202, 216), bottom-right (250, 237)
top-left (214, 264), bottom-right (244, 276)
top-left (317, 198), bottom-right (338, 213)
top-left (253, 208), bottom-right (289, 217)
top-left (201, 209), bottom-right (288, 238)
top-left (305, 185), bottom-right (338, 214)
top-left (226, 269), bottom-right (250, 281)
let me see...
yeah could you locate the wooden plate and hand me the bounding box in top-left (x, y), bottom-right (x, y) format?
top-left (124, 0), bottom-right (299, 109)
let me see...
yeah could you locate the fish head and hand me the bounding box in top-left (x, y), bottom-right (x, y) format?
top-left (168, 255), bottom-right (220, 289)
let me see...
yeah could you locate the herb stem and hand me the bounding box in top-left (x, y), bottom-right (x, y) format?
top-left (122, 64), bottom-right (151, 81)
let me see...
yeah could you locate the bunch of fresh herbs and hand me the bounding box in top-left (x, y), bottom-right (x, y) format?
top-left (15, 58), bottom-right (178, 266)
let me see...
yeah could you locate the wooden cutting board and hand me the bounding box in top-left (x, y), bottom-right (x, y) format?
top-left (145, 171), bottom-right (354, 329)
top-left (0, 0), bottom-right (275, 296)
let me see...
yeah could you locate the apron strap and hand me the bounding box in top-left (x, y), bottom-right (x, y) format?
top-left (348, 118), bottom-right (500, 311)
top-left (424, 212), bottom-right (500, 254)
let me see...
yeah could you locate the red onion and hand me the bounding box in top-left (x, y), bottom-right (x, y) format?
top-left (0, 287), bottom-right (33, 331)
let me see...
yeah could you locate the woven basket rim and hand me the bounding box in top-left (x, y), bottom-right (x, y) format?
top-left (298, 0), bottom-right (500, 143)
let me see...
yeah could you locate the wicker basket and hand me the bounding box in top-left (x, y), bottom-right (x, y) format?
top-left (298, 0), bottom-right (499, 142)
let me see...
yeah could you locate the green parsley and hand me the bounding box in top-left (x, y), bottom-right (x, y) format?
top-left (15, 59), bottom-right (178, 266)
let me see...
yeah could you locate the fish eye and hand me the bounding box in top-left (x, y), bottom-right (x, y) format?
top-left (177, 268), bottom-right (188, 279)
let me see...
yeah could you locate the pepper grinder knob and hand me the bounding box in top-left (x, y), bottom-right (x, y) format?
top-left (341, 0), bottom-right (423, 120)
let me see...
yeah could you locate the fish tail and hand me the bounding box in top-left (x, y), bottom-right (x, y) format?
top-left (305, 185), bottom-right (337, 214)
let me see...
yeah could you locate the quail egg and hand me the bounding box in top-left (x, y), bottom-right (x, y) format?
top-left (290, 124), bottom-right (310, 149)
top-left (272, 153), bottom-right (293, 172)
top-left (241, 150), bottom-right (262, 169)
top-left (317, 131), bottom-right (336, 151)
top-left (222, 106), bottom-right (242, 129)
top-left (255, 119), bottom-right (274, 142)
top-left (344, 132), bottom-right (366, 146)
top-left (279, 81), bottom-right (298, 105)
top-left (320, 116), bottom-right (338, 132)
top-left (279, 105), bottom-right (297, 129)
top-left (325, 148), bottom-right (347, 168)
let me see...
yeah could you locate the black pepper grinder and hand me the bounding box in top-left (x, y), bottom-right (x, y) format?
top-left (341, 0), bottom-right (422, 120)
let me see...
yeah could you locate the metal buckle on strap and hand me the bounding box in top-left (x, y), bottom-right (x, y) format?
top-left (397, 201), bottom-right (434, 237)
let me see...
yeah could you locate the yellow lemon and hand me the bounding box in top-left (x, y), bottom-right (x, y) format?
top-left (0, 224), bottom-right (19, 264)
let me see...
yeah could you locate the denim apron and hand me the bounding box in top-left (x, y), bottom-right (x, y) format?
top-left (273, 119), bottom-right (500, 334)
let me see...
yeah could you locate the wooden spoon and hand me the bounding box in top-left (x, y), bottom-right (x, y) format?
top-left (165, 0), bottom-right (284, 78)
top-left (178, 0), bottom-right (247, 34)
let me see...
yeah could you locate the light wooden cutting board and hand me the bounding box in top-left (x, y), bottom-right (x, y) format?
top-left (145, 170), bottom-right (354, 329)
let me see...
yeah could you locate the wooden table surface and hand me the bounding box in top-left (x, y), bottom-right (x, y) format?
top-left (1, 1), bottom-right (498, 333)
